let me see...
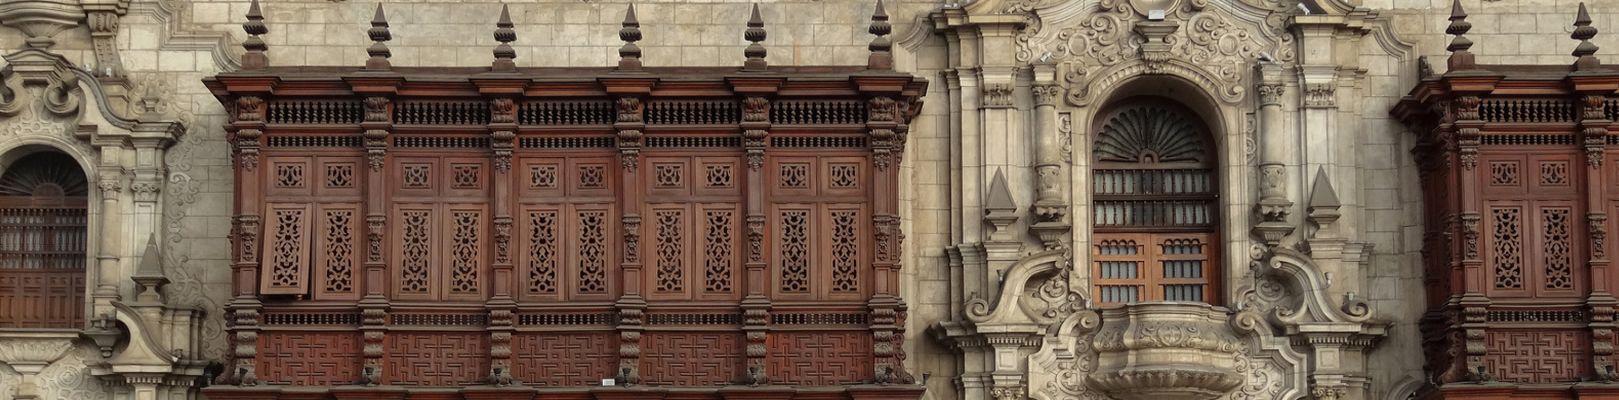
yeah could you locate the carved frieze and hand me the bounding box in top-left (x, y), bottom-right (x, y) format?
top-left (1013, 0), bottom-right (1295, 106)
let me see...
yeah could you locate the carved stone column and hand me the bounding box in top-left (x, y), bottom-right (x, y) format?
top-left (94, 166), bottom-right (124, 312)
top-left (1252, 63), bottom-right (1294, 245)
top-left (1029, 63), bottom-right (1070, 250)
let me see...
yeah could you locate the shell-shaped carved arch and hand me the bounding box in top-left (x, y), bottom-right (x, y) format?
top-left (1093, 101), bottom-right (1210, 165)
top-left (0, 151), bottom-right (89, 197)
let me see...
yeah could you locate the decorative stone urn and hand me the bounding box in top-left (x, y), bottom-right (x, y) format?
top-left (1087, 302), bottom-right (1245, 400)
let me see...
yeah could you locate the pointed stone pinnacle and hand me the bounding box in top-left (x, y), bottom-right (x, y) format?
top-left (1308, 168), bottom-right (1341, 212)
top-left (986, 169), bottom-right (1016, 212)
top-left (135, 233), bottom-right (164, 278)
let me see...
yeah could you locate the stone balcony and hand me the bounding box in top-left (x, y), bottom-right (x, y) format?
top-left (1087, 302), bottom-right (1245, 400)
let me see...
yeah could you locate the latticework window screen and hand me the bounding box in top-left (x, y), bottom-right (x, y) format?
top-left (0, 152), bottom-right (88, 329)
top-left (1090, 99), bottom-right (1218, 305)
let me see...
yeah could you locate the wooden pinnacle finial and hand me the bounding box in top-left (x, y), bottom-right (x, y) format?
top-left (493, 5), bottom-right (518, 72)
top-left (366, 4), bottom-right (392, 71)
top-left (241, 0), bottom-right (269, 70)
top-left (617, 4), bottom-right (643, 71)
top-left (1573, 2), bottom-right (1601, 71)
top-left (743, 4), bottom-right (768, 72)
top-left (1444, 0), bottom-right (1475, 71)
top-left (866, 0), bottom-right (893, 70)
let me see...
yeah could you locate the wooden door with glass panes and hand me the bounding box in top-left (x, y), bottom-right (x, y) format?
top-left (1090, 97), bottom-right (1219, 306)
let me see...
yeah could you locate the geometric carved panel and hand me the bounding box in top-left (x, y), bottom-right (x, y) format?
top-left (512, 332), bottom-right (616, 386)
top-left (641, 332), bottom-right (743, 386)
top-left (1542, 207), bottom-right (1574, 290)
top-left (259, 332), bottom-right (361, 386)
top-left (384, 332), bottom-right (488, 386)
top-left (262, 204), bottom-right (311, 295)
top-left (1492, 207), bottom-right (1524, 290)
top-left (1490, 161), bottom-right (1520, 186)
top-left (1483, 329), bottom-right (1589, 383)
top-left (766, 331), bottom-right (871, 386)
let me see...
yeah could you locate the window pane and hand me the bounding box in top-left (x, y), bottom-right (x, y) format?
top-left (1101, 261), bottom-right (1138, 279)
top-left (1163, 260), bottom-right (1202, 279)
top-left (1100, 285), bottom-right (1141, 304)
top-left (1164, 284), bottom-right (1204, 302)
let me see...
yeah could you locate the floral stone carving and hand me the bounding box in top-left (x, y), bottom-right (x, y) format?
top-left (1087, 302), bottom-right (1245, 400)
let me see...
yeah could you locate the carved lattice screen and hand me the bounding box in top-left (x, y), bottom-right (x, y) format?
top-left (0, 151), bottom-right (88, 329)
top-left (1089, 98), bottom-right (1219, 305)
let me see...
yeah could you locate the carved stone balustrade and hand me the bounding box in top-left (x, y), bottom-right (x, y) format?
top-left (1087, 302), bottom-right (1245, 400)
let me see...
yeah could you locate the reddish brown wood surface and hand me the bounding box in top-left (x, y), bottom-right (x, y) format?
top-left (1395, 63), bottom-right (1619, 398)
top-left (0, 152), bottom-right (88, 330)
top-left (203, 66), bottom-right (925, 398)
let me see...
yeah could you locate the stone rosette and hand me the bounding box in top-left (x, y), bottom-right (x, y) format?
top-left (1087, 302), bottom-right (1245, 400)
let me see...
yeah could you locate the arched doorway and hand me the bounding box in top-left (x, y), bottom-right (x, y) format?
top-left (1089, 97), bottom-right (1220, 305)
top-left (0, 151), bottom-right (89, 329)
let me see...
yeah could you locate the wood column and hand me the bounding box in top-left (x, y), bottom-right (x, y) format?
top-left (1575, 77), bottom-right (1619, 379)
top-left (348, 75), bottom-right (401, 384)
top-left (225, 87), bottom-right (269, 384)
top-left (604, 76), bottom-right (655, 384)
top-left (730, 75), bottom-right (782, 384)
top-left (477, 76), bottom-right (525, 384)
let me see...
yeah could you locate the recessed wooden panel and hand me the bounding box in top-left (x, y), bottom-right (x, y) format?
top-left (392, 204), bottom-right (436, 300)
top-left (314, 204), bottom-right (361, 300)
top-left (261, 203), bottom-right (312, 296)
top-left (266, 157), bottom-right (313, 198)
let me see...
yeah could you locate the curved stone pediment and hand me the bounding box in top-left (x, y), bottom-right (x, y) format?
top-left (1007, 0), bottom-right (1297, 106)
top-left (965, 249), bottom-right (1085, 329)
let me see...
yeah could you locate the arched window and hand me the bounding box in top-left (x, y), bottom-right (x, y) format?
top-left (1090, 98), bottom-right (1219, 305)
top-left (0, 151), bottom-right (89, 328)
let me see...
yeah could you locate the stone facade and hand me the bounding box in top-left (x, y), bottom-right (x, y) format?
top-left (0, 0), bottom-right (1612, 399)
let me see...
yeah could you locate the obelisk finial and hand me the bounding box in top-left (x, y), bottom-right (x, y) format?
top-left (242, 0), bottom-right (269, 70)
top-left (617, 4), bottom-right (643, 71)
top-left (366, 4), bottom-right (392, 71)
top-left (742, 4), bottom-right (768, 72)
top-left (867, 0), bottom-right (893, 70)
top-left (1572, 2), bottom-right (1601, 71)
top-left (493, 5), bottom-right (518, 72)
top-left (1445, 0), bottom-right (1475, 71)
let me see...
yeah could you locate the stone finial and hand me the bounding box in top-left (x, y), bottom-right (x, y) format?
top-left (241, 0), bottom-right (269, 70)
top-left (1444, 0), bottom-right (1475, 71)
top-left (617, 4), bottom-right (643, 71)
top-left (1307, 168), bottom-right (1341, 216)
top-left (1573, 2), bottom-right (1601, 71)
top-left (984, 169), bottom-right (1019, 236)
top-left (742, 4), bottom-right (768, 72)
top-left (867, 0), bottom-right (893, 70)
top-left (366, 4), bottom-right (392, 71)
top-left (131, 234), bottom-right (169, 303)
top-left (493, 4), bottom-right (518, 72)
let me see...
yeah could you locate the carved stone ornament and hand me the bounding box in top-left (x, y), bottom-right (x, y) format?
top-left (939, 241), bottom-right (1322, 400)
top-left (1303, 83), bottom-right (1336, 108)
top-left (0, 54), bottom-right (85, 140)
top-left (983, 82), bottom-right (1015, 108)
top-left (0, 0), bottom-right (86, 49)
top-left (1087, 303), bottom-right (1245, 400)
top-left (1015, 0), bottom-right (1297, 106)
